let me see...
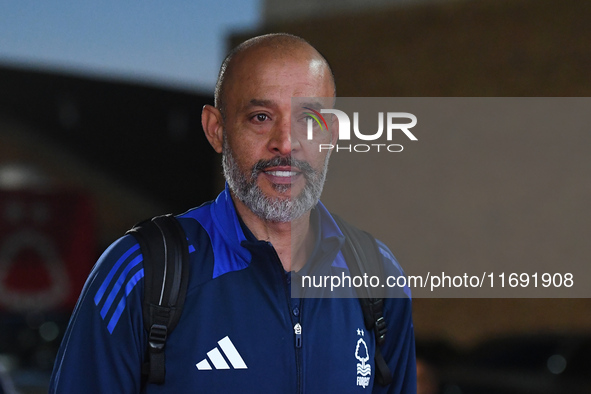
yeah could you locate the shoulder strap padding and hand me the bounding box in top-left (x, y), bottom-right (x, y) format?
top-left (332, 214), bottom-right (393, 387)
top-left (126, 214), bottom-right (190, 385)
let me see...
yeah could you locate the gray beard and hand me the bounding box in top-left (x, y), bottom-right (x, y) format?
top-left (222, 137), bottom-right (329, 223)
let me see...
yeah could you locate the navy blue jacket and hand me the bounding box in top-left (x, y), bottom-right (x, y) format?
top-left (50, 186), bottom-right (416, 393)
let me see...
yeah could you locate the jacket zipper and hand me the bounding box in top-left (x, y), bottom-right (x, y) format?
top-left (291, 294), bottom-right (304, 394)
top-left (267, 242), bottom-right (304, 394)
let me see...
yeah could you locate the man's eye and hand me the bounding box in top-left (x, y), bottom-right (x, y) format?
top-left (254, 114), bottom-right (268, 122)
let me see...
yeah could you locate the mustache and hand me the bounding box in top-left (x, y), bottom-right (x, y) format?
top-left (251, 156), bottom-right (315, 178)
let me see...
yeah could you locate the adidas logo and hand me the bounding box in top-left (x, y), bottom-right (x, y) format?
top-left (196, 336), bottom-right (247, 370)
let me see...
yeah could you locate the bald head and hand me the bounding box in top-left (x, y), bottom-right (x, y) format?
top-left (214, 33), bottom-right (335, 117)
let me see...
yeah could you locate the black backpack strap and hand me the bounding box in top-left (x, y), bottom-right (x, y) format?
top-left (332, 214), bottom-right (393, 387)
top-left (126, 214), bottom-right (190, 385)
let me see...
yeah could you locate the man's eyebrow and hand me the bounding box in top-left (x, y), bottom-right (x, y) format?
top-left (247, 99), bottom-right (275, 108)
top-left (298, 101), bottom-right (326, 111)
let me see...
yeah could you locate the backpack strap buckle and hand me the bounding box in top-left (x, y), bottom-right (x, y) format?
top-left (148, 324), bottom-right (168, 351)
top-left (374, 316), bottom-right (387, 346)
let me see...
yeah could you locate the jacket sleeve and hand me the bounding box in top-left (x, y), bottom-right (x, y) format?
top-left (49, 235), bottom-right (147, 394)
top-left (372, 240), bottom-right (417, 394)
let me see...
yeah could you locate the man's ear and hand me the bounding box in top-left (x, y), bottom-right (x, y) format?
top-left (201, 105), bottom-right (224, 153)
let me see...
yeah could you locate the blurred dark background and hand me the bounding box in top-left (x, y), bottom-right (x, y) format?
top-left (1, 0), bottom-right (590, 392)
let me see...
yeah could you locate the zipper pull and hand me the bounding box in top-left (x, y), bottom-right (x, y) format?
top-left (294, 323), bottom-right (302, 348)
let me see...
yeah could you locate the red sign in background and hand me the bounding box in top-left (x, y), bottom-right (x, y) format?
top-left (0, 190), bottom-right (95, 312)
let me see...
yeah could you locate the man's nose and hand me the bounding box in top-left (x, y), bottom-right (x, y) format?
top-left (268, 116), bottom-right (295, 155)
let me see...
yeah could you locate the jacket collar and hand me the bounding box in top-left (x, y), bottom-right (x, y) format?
top-left (212, 183), bottom-right (345, 268)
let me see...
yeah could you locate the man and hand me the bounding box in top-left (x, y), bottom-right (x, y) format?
top-left (50, 33), bottom-right (416, 393)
